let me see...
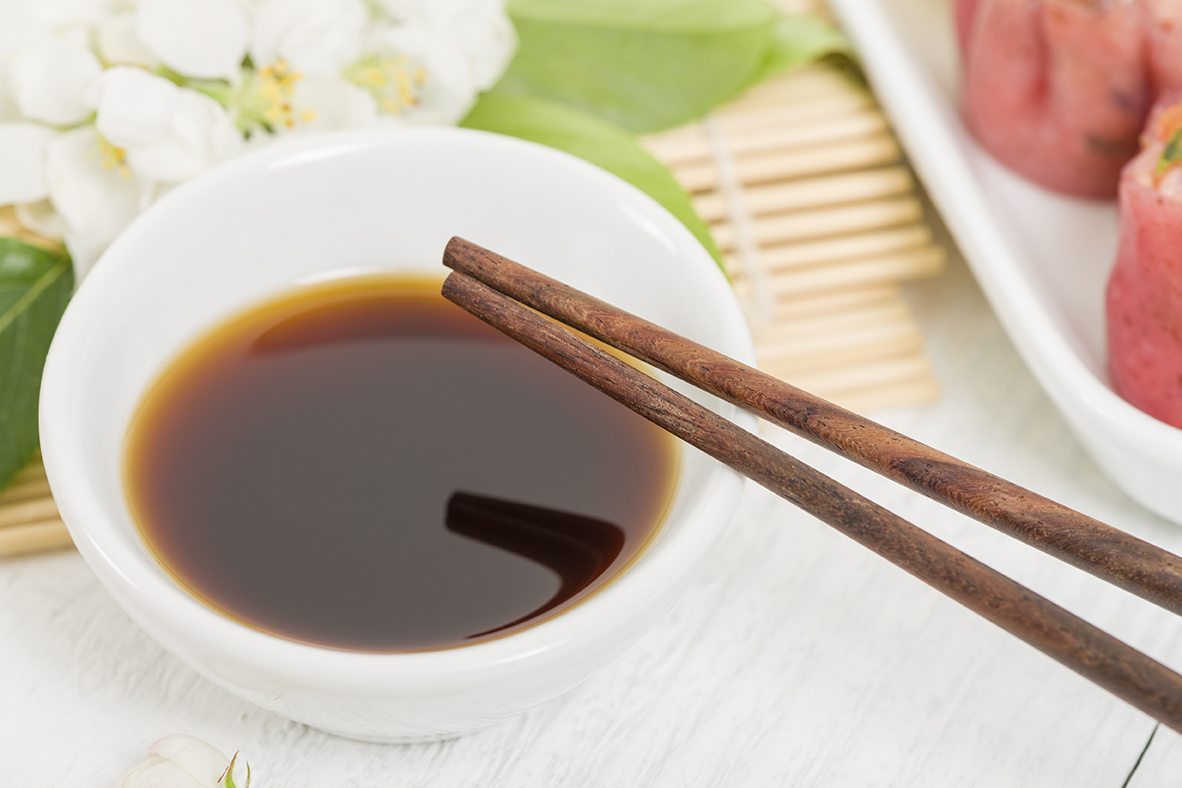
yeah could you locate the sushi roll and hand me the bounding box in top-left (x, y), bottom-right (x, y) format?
top-left (957, 0), bottom-right (1150, 197)
top-left (1106, 94), bottom-right (1182, 427)
top-left (1146, 0), bottom-right (1182, 93)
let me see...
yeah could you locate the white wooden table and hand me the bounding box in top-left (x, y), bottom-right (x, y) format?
top-left (2, 253), bottom-right (1180, 786)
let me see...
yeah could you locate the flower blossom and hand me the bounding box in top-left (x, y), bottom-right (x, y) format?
top-left (118, 734), bottom-right (249, 788)
top-left (0, 0), bottom-right (516, 275)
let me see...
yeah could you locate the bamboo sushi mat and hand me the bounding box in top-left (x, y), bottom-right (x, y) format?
top-left (0, 5), bottom-right (945, 558)
top-left (643, 0), bottom-right (943, 412)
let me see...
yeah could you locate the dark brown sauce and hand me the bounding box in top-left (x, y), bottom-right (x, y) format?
top-left (124, 275), bottom-right (678, 652)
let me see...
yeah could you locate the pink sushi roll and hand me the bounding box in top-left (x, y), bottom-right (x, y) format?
top-left (957, 0), bottom-right (1150, 198)
top-left (1145, 0), bottom-right (1182, 93)
top-left (1106, 96), bottom-right (1182, 427)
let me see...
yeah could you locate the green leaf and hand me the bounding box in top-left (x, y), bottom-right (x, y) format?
top-left (0, 239), bottom-right (73, 490)
top-left (221, 752), bottom-right (250, 788)
top-left (746, 14), bottom-right (851, 86)
top-left (1156, 129), bottom-right (1182, 178)
top-left (499, 0), bottom-right (781, 133)
top-left (461, 93), bottom-right (721, 265)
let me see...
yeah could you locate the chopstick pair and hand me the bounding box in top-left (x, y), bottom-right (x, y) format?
top-left (441, 237), bottom-right (1182, 734)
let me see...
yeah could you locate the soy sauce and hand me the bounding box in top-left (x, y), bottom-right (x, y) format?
top-left (124, 275), bottom-right (677, 651)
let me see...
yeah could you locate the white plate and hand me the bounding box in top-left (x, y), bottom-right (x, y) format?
top-left (830, 0), bottom-right (1182, 524)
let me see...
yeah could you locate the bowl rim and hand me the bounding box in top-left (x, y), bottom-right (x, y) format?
top-left (39, 126), bottom-right (756, 690)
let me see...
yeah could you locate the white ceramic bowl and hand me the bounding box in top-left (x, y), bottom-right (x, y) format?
top-left (831, 0), bottom-right (1182, 524)
top-left (38, 128), bottom-right (755, 742)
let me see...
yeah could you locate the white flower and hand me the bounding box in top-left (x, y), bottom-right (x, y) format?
top-left (373, 0), bottom-right (515, 90)
top-left (119, 734), bottom-right (246, 788)
top-left (0, 2), bottom-right (53, 118)
top-left (0, 0), bottom-right (120, 38)
top-left (293, 75), bottom-right (381, 132)
top-left (0, 0), bottom-right (518, 276)
top-left (90, 67), bottom-right (178, 148)
top-left (98, 12), bottom-right (160, 68)
top-left (46, 127), bottom-right (155, 275)
top-left (362, 25), bottom-right (478, 124)
top-left (127, 90), bottom-right (242, 182)
top-left (0, 5), bottom-right (37, 120)
top-left (0, 123), bottom-right (54, 204)
top-left (251, 0), bottom-right (368, 75)
top-left (90, 67), bottom-right (242, 182)
top-left (248, 0), bottom-right (515, 127)
top-left (8, 31), bottom-right (102, 125)
top-left (25, 0), bottom-right (121, 28)
top-left (137, 0), bottom-right (249, 80)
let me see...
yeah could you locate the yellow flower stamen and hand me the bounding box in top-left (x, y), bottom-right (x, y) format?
top-left (97, 136), bottom-right (130, 178)
top-left (345, 54), bottom-right (427, 116)
top-left (234, 59), bottom-right (308, 135)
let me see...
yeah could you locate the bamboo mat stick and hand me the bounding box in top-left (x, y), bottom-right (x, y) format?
top-left (757, 321), bottom-right (923, 368)
top-left (696, 166), bottom-right (913, 222)
top-left (725, 225), bottom-right (934, 274)
top-left (0, 496), bottom-right (60, 529)
top-left (647, 41), bottom-right (944, 410)
top-left (652, 110), bottom-right (888, 165)
top-left (757, 300), bottom-right (911, 339)
top-left (736, 246), bottom-right (946, 297)
top-left (716, 92), bottom-right (877, 134)
top-left (0, 478), bottom-right (53, 504)
top-left (712, 196), bottom-right (923, 249)
top-left (650, 91), bottom-right (876, 154)
top-left (731, 68), bottom-right (859, 108)
top-left (0, 519), bottom-right (73, 556)
top-left (836, 379), bottom-right (943, 413)
top-left (787, 355), bottom-right (934, 395)
top-left (11, 461), bottom-right (47, 484)
top-left (759, 343), bottom-right (926, 383)
top-left (679, 135), bottom-right (901, 192)
top-left (791, 376), bottom-right (941, 413)
top-left (765, 284), bottom-right (902, 320)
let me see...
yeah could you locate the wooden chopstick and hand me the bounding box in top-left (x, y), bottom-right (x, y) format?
top-left (440, 267), bottom-right (1182, 733)
top-left (442, 238), bottom-right (1182, 618)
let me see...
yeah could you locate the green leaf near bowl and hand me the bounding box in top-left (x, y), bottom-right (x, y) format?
top-left (462, 93), bottom-right (721, 264)
top-left (497, 0), bottom-right (849, 133)
top-left (0, 240), bottom-right (73, 489)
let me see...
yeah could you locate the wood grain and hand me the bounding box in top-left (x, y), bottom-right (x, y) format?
top-left (441, 265), bottom-right (1182, 732)
top-left (443, 238), bottom-right (1182, 619)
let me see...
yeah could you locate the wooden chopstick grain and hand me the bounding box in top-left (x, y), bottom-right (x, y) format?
top-left (440, 266), bottom-right (1182, 733)
top-left (442, 238), bottom-right (1182, 618)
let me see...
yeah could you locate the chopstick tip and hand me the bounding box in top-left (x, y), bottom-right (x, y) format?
top-left (442, 235), bottom-right (482, 271)
top-left (440, 269), bottom-right (479, 307)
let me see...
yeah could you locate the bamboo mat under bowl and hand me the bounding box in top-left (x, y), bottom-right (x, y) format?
top-left (0, 461), bottom-right (62, 556)
top-left (0, 54), bottom-right (946, 558)
top-left (644, 62), bottom-right (945, 413)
